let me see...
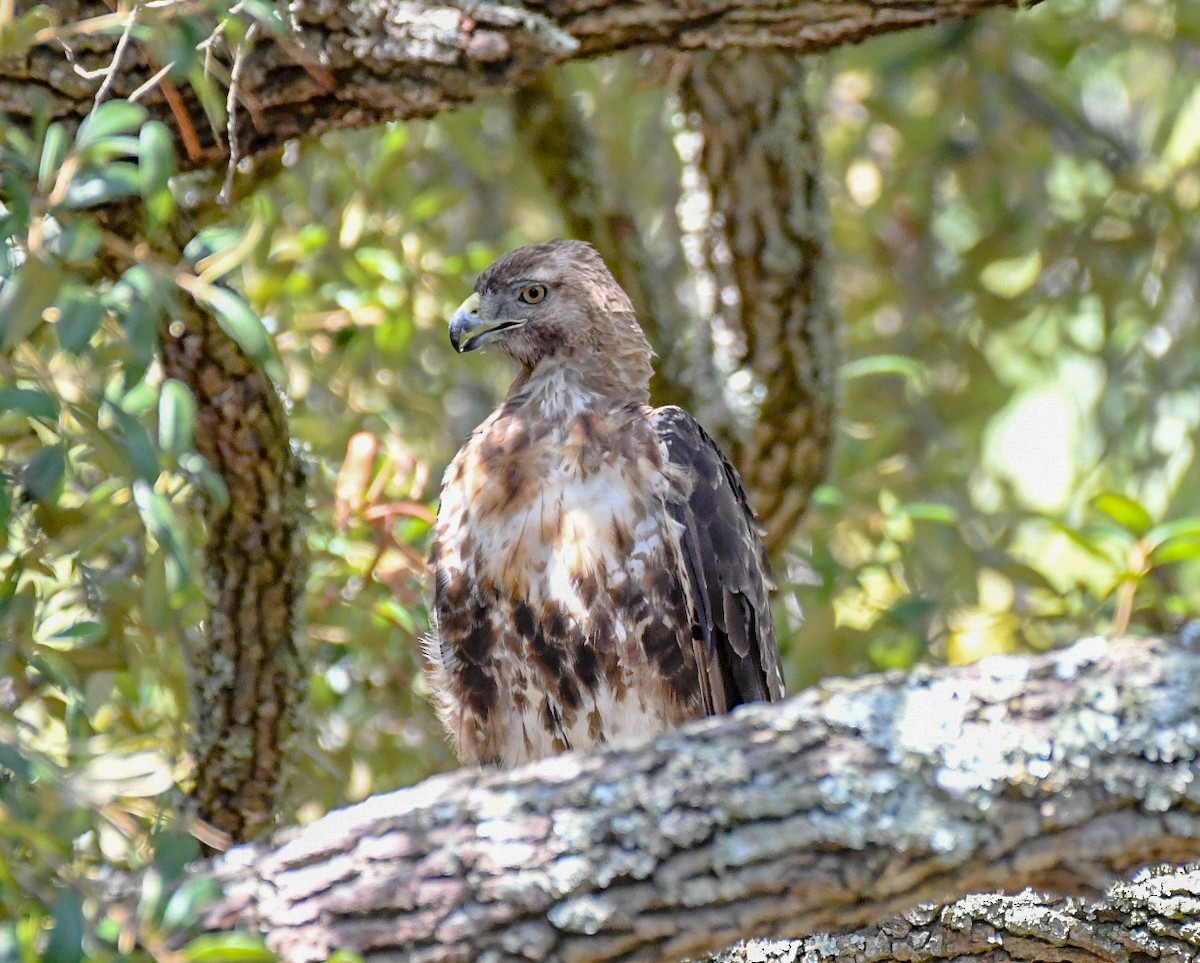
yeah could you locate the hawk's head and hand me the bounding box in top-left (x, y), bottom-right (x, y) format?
top-left (448, 240), bottom-right (652, 396)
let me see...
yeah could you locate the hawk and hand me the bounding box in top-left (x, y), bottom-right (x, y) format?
top-left (427, 240), bottom-right (784, 767)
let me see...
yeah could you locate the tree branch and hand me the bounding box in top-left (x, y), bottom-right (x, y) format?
top-left (185, 637), bottom-right (1200, 962)
top-left (2, 0), bottom-right (1046, 168)
top-left (708, 866), bottom-right (1200, 962)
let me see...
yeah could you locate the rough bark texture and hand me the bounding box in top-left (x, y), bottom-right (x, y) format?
top-left (1, 0), bottom-right (1043, 170)
top-left (191, 637), bottom-right (1200, 962)
top-left (708, 866), bottom-right (1200, 962)
top-left (159, 300), bottom-right (307, 845)
top-left (680, 54), bottom-right (838, 552)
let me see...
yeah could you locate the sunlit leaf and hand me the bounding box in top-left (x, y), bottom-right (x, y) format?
top-left (1151, 537), bottom-right (1200, 566)
top-left (840, 354), bottom-right (928, 385)
top-left (132, 479), bottom-right (191, 586)
top-left (181, 932), bottom-right (276, 962)
top-left (50, 622), bottom-right (106, 647)
top-left (1091, 492), bottom-right (1153, 537)
top-left (160, 876), bottom-right (219, 930)
top-left (74, 100), bottom-right (148, 152)
top-left (979, 250), bottom-right (1041, 298)
top-left (1146, 517), bottom-right (1200, 552)
top-left (37, 122), bottom-right (70, 192)
top-left (61, 162), bottom-right (141, 208)
top-left (159, 379), bottom-right (197, 455)
top-left (1163, 86), bottom-right (1200, 174)
top-left (140, 121), bottom-right (176, 229)
top-left (194, 284), bottom-right (285, 382)
top-left (902, 502), bottom-right (959, 525)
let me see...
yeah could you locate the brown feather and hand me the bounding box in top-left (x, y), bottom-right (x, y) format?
top-left (428, 241), bottom-right (786, 767)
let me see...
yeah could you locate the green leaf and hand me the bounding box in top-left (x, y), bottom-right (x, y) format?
top-left (154, 832), bottom-right (203, 887)
top-left (160, 876), bottom-right (217, 930)
top-left (110, 265), bottom-right (165, 384)
top-left (43, 889), bottom-right (84, 963)
top-left (0, 387), bottom-right (57, 421)
top-left (979, 250), bottom-right (1042, 299)
top-left (75, 100), bottom-right (148, 152)
top-left (56, 287), bottom-right (106, 353)
top-left (22, 445), bottom-right (66, 504)
top-left (840, 354), bottom-right (928, 386)
top-left (0, 480), bottom-right (9, 548)
top-left (1091, 492), bottom-right (1153, 537)
top-left (1151, 537), bottom-right (1200, 565)
top-left (50, 621), bottom-right (106, 647)
top-left (140, 121), bottom-right (176, 229)
top-left (159, 379), bottom-right (196, 455)
top-left (197, 285), bottom-right (284, 382)
top-left (181, 932), bottom-right (276, 963)
top-left (132, 480), bottom-right (191, 586)
top-left (61, 163), bottom-right (141, 208)
top-left (902, 501), bottom-right (959, 525)
top-left (108, 404), bottom-right (161, 484)
top-left (1, 169), bottom-right (32, 230)
top-left (1163, 86), bottom-right (1200, 174)
top-left (38, 122), bottom-right (70, 192)
top-left (0, 255), bottom-right (63, 349)
top-left (0, 741), bottom-right (33, 781)
top-left (0, 7), bottom-right (56, 61)
top-left (53, 220), bottom-right (103, 264)
top-left (1146, 517), bottom-right (1200, 551)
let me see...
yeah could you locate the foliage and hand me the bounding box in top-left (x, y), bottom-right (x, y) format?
top-left (0, 0), bottom-right (1198, 958)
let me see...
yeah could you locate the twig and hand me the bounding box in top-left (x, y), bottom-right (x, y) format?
top-left (219, 20), bottom-right (259, 206)
top-left (92, 2), bottom-right (141, 110)
top-left (161, 77), bottom-right (201, 161)
top-left (128, 61), bottom-right (174, 102)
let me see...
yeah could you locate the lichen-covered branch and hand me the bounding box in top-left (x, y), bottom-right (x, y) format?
top-left (708, 866), bottom-right (1200, 962)
top-left (679, 54), bottom-right (838, 551)
top-left (1, 0), bottom-right (1045, 169)
top-left (190, 637), bottom-right (1200, 962)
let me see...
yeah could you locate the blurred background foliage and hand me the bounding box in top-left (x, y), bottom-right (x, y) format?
top-left (1, 0), bottom-right (1199, 956)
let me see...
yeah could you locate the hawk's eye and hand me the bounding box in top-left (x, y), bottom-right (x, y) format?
top-left (519, 284), bottom-right (547, 305)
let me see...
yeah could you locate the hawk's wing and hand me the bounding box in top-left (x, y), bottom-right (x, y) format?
top-left (651, 406), bottom-right (785, 714)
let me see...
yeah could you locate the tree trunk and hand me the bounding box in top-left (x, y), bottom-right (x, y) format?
top-left (679, 54), bottom-right (838, 550)
top-left (179, 637), bottom-right (1200, 962)
top-left (159, 299), bottom-right (307, 845)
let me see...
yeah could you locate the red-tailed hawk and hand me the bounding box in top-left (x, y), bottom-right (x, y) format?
top-left (428, 240), bottom-right (783, 767)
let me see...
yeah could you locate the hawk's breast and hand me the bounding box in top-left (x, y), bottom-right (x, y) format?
top-left (431, 404), bottom-right (700, 766)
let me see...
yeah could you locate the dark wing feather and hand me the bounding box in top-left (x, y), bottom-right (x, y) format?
top-left (651, 406), bottom-right (785, 712)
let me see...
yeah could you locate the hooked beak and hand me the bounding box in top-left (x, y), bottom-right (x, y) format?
top-left (449, 292), bottom-right (527, 353)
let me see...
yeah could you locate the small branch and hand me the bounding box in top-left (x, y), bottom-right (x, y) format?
top-left (219, 21), bottom-right (260, 206)
top-left (180, 636), bottom-right (1200, 962)
top-left (707, 866), bottom-right (1200, 962)
top-left (91, 2), bottom-right (140, 110)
